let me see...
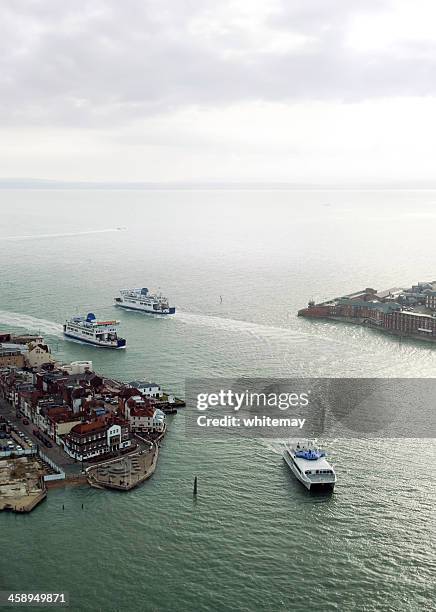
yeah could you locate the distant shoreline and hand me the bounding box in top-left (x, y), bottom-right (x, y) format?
top-left (1, 179), bottom-right (436, 191)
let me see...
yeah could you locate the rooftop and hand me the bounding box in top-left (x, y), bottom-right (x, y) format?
top-left (130, 405), bottom-right (155, 418)
top-left (399, 311), bottom-right (436, 319)
top-left (0, 347), bottom-right (23, 356)
top-left (129, 380), bottom-right (160, 388)
top-left (70, 420), bottom-right (107, 436)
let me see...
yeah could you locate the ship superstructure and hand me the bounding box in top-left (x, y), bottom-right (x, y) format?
top-left (63, 313), bottom-right (126, 349)
top-left (283, 440), bottom-right (336, 491)
top-left (114, 288), bottom-right (175, 315)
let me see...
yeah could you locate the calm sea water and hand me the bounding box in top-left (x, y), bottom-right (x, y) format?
top-left (0, 190), bottom-right (435, 611)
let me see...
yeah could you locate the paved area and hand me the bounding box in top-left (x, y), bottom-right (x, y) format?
top-left (87, 445), bottom-right (158, 490)
top-left (0, 456), bottom-right (46, 512)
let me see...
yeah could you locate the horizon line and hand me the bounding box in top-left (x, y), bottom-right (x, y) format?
top-left (1, 178), bottom-right (436, 190)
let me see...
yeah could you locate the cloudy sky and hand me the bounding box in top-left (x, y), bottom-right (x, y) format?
top-left (1, 0), bottom-right (436, 183)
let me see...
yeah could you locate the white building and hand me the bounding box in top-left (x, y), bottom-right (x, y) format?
top-left (124, 396), bottom-right (166, 433)
top-left (25, 341), bottom-right (55, 368)
top-left (129, 380), bottom-right (162, 399)
top-left (62, 361), bottom-right (93, 375)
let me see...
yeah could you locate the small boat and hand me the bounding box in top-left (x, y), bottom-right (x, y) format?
top-left (114, 288), bottom-right (175, 315)
top-left (283, 440), bottom-right (336, 491)
top-left (63, 313), bottom-right (127, 349)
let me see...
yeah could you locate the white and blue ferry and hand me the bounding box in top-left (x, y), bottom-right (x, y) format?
top-left (114, 288), bottom-right (176, 315)
top-left (283, 440), bottom-right (336, 491)
top-left (63, 313), bottom-right (127, 349)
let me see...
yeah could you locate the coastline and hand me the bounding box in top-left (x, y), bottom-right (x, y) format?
top-left (301, 314), bottom-right (436, 344)
top-left (86, 443), bottom-right (159, 491)
top-left (298, 282), bottom-right (436, 344)
top-left (0, 338), bottom-right (182, 512)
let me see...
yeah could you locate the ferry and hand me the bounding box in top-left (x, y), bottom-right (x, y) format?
top-left (114, 288), bottom-right (176, 315)
top-left (283, 440), bottom-right (336, 491)
top-left (63, 313), bottom-right (127, 349)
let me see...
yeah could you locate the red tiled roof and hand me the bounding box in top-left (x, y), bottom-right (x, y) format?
top-left (130, 406), bottom-right (154, 418)
top-left (119, 386), bottom-right (143, 398)
top-left (70, 420), bottom-right (107, 435)
top-left (47, 410), bottom-right (72, 422)
top-left (47, 406), bottom-right (70, 415)
top-left (50, 411), bottom-right (80, 424)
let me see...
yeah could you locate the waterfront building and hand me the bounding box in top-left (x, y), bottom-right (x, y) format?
top-left (63, 418), bottom-right (131, 461)
top-left (384, 310), bottom-right (436, 337)
top-left (299, 281), bottom-right (436, 341)
top-left (425, 291), bottom-right (436, 311)
top-left (25, 341), bottom-right (55, 368)
top-left (0, 348), bottom-right (25, 368)
top-left (122, 394), bottom-right (166, 434)
top-left (128, 380), bottom-right (162, 399)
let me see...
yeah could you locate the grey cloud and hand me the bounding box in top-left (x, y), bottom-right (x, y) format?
top-left (0, 0), bottom-right (435, 127)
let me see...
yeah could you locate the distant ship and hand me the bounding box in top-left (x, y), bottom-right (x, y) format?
top-left (283, 440), bottom-right (336, 491)
top-left (63, 313), bottom-right (127, 349)
top-left (114, 288), bottom-right (176, 315)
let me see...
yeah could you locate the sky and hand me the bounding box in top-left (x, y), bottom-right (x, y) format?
top-left (1, 0), bottom-right (436, 184)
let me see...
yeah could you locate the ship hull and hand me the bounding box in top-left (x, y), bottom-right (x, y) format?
top-left (283, 451), bottom-right (335, 491)
top-left (283, 451), bottom-right (312, 489)
top-left (63, 332), bottom-right (126, 349)
top-left (115, 302), bottom-right (176, 315)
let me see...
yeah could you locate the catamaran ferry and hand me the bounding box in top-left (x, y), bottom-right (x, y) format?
top-left (283, 440), bottom-right (336, 491)
top-left (63, 313), bottom-right (127, 349)
top-left (114, 288), bottom-right (176, 315)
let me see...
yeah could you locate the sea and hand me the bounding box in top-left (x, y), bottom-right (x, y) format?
top-left (0, 189), bottom-right (435, 612)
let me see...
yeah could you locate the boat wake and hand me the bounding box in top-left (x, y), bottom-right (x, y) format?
top-left (178, 311), bottom-right (302, 337)
top-left (258, 439), bottom-right (305, 455)
top-left (258, 440), bottom-right (287, 455)
top-left (0, 228), bottom-right (120, 241)
top-left (0, 310), bottom-right (63, 337)
top-left (176, 310), bottom-right (344, 346)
